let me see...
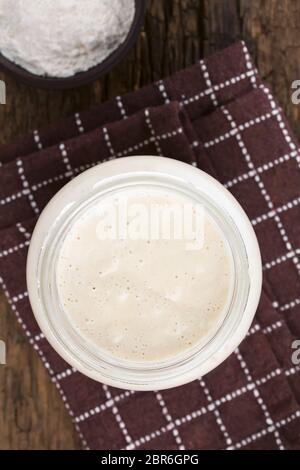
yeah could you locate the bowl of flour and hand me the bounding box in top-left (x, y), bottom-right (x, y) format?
top-left (0, 0), bottom-right (146, 89)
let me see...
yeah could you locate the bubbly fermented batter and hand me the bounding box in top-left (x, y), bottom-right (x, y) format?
top-left (56, 187), bottom-right (234, 362)
top-left (0, 0), bottom-right (135, 77)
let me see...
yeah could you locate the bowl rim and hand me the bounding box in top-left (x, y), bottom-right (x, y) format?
top-left (0, 0), bottom-right (147, 90)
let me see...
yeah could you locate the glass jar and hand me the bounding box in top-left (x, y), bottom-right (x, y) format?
top-left (26, 156), bottom-right (262, 391)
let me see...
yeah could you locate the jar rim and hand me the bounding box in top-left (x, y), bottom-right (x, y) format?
top-left (26, 156), bottom-right (262, 390)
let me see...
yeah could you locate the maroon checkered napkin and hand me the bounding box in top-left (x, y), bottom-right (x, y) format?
top-left (1, 42), bottom-right (300, 450)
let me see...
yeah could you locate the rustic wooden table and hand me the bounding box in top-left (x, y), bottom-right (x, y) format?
top-left (1, 0), bottom-right (300, 449)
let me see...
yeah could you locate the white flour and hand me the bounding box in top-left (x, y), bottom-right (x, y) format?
top-left (0, 0), bottom-right (135, 77)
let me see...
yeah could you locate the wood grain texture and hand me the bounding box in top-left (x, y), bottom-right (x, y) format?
top-left (0, 0), bottom-right (299, 449)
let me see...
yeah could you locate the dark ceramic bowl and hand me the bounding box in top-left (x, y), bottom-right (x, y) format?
top-left (0, 0), bottom-right (146, 90)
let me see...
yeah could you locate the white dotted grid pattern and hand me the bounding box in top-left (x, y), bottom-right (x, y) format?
top-left (36, 317), bottom-right (285, 387)
top-left (0, 126), bottom-right (185, 211)
top-left (251, 195), bottom-right (300, 226)
top-left (59, 143), bottom-right (74, 178)
top-left (0, 127), bottom-right (181, 207)
top-left (116, 96), bottom-right (128, 119)
top-left (171, 64), bottom-right (293, 443)
top-left (74, 112), bottom-right (85, 134)
top-left (55, 367), bottom-right (77, 381)
top-left (5, 128), bottom-right (299, 220)
top-left (0, 274), bottom-right (89, 450)
top-left (247, 320), bottom-right (283, 337)
top-left (155, 392), bottom-right (185, 450)
top-left (4, 254), bottom-right (297, 451)
top-left (241, 40), bottom-right (258, 90)
top-left (180, 69), bottom-right (256, 107)
top-left (2, 110), bottom-right (300, 449)
top-left (16, 158), bottom-right (40, 215)
top-left (56, 361), bottom-right (299, 451)
top-left (190, 60), bottom-right (232, 445)
top-left (16, 222), bottom-right (31, 240)
top-left (0, 43), bottom-right (299, 450)
top-left (102, 126), bottom-right (117, 160)
top-left (220, 105), bottom-right (300, 280)
top-left (263, 248), bottom-right (300, 271)
top-left (199, 59), bottom-right (218, 107)
top-left (102, 384), bottom-right (133, 446)
top-left (75, 390), bottom-right (134, 424)
top-left (274, 297), bottom-right (300, 312)
top-left (2, 111), bottom-right (300, 450)
top-left (199, 378), bottom-right (233, 446)
top-left (203, 109), bottom-right (280, 149)
top-left (190, 48), bottom-right (300, 447)
top-left (0, 240), bottom-right (30, 258)
top-left (224, 149), bottom-right (300, 190)
top-left (235, 348), bottom-right (284, 449)
top-left (0, 190), bottom-right (24, 206)
top-left (144, 109), bottom-right (163, 156)
top-left (156, 80), bottom-right (171, 104)
top-left (228, 410), bottom-right (300, 450)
